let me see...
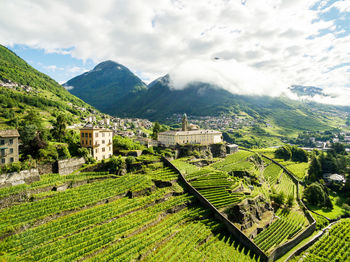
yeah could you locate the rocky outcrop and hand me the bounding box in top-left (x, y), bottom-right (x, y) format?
top-left (175, 143), bottom-right (226, 159)
top-left (225, 195), bottom-right (273, 231)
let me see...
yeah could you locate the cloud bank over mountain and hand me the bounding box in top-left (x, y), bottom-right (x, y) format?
top-left (0, 0), bottom-right (350, 105)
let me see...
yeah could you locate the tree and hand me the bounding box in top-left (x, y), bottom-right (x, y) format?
top-left (308, 156), bottom-right (322, 182)
top-left (152, 122), bottom-right (161, 140)
top-left (107, 155), bottom-right (125, 174)
top-left (303, 182), bottom-right (332, 208)
top-left (291, 146), bottom-right (308, 162)
top-left (275, 145), bottom-right (292, 160)
top-left (331, 142), bottom-right (346, 155)
top-left (51, 114), bottom-right (67, 142)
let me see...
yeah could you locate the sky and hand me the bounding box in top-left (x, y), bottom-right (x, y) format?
top-left (0, 0), bottom-right (350, 105)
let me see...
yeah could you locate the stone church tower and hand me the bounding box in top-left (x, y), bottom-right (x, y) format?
top-left (182, 113), bottom-right (188, 131)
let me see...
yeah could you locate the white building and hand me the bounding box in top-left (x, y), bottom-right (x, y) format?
top-left (158, 114), bottom-right (223, 147)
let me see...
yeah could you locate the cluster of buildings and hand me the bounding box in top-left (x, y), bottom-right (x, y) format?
top-left (166, 113), bottom-right (258, 131)
top-left (0, 79), bottom-right (34, 93)
top-left (0, 113), bottom-right (228, 166)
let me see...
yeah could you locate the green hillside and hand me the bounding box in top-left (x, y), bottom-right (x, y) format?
top-left (64, 60), bottom-right (146, 113)
top-left (0, 45), bottom-right (94, 129)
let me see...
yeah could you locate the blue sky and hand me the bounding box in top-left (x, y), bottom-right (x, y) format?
top-left (1, 0), bottom-right (350, 105)
top-left (8, 44), bottom-right (95, 84)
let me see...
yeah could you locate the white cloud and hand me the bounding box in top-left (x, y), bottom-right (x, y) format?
top-left (0, 0), bottom-right (349, 105)
top-left (63, 85), bottom-right (74, 90)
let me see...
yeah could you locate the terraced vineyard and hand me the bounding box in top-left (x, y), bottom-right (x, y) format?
top-left (211, 151), bottom-right (255, 173)
top-left (0, 164), bottom-right (259, 262)
top-left (263, 162), bottom-right (296, 198)
top-left (0, 171), bottom-right (112, 200)
top-left (254, 209), bottom-right (308, 253)
top-left (171, 160), bottom-right (245, 210)
top-left (290, 219), bottom-right (350, 262)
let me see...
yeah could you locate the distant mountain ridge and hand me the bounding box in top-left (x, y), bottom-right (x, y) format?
top-left (65, 60), bottom-right (348, 134)
top-left (64, 60), bottom-right (146, 113)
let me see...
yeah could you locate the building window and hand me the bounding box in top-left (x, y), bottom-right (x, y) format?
top-left (10, 157), bottom-right (14, 163)
top-left (102, 133), bottom-right (105, 137)
top-left (102, 140), bottom-right (105, 144)
top-left (109, 147), bottom-right (111, 151)
top-left (89, 133), bottom-right (92, 138)
top-left (96, 133), bottom-right (98, 137)
top-left (0, 149), bottom-right (5, 156)
top-left (89, 140), bottom-right (91, 146)
top-left (102, 147), bottom-right (105, 152)
top-left (95, 149), bottom-right (98, 153)
top-left (0, 140), bottom-right (4, 145)
top-left (9, 139), bottom-right (13, 145)
top-left (10, 148), bottom-right (13, 154)
top-left (1, 158), bottom-right (5, 164)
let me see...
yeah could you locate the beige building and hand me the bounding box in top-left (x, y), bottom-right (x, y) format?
top-left (80, 126), bottom-right (113, 161)
top-left (0, 129), bottom-right (20, 165)
top-left (158, 114), bottom-right (223, 147)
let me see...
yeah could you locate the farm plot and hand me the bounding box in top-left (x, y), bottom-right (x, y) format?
top-left (0, 174), bottom-right (154, 236)
top-left (254, 210), bottom-right (308, 253)
top-left (187, 169), bottom-right (244, 209)
top-left (290, 219), bottom-right (350, 262)
top-left (0, 171), bottom-right (112, 200)
top-left (0, 165), bottom-right (260, 262)
top-left (263, 164), bottom-right (283, 185)
top-left (211, 151), bottom-right (255, 173)
top-left (171, 159), bottom-right (200, 175)
top-left (148, 167), bottom-right (179, 181)
top-left (274, 173), bottom-right (296, 198)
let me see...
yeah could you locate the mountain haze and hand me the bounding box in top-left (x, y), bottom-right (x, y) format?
top-left (64, 60), bottom-right (146, 113)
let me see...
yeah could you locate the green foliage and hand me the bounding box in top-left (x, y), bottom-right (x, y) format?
top-left (275, 145), bottom-right (292, 160)
top-left (151, 121), bottom-right (161, 140)
top-left (304, 183), bottom-right (332, 209)
top-left (105, 155), bottom-right (125, 174)
top-left (51, 114), bottom-right (67, 142)
top-left (270, 191), bottom-right (285, 207)
top-left (308, 156), bottom-right (322, 182)
top-left (275, 145), bottom-right (308, 162)
top-left (113, 135), bottom-right (145, 152)
top-left (38, 142), bottom-right (71, 162)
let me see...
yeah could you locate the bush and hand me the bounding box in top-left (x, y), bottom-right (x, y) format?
top-left (304, 182), bottom-right (332, 209)
top-left (271, 192), bottom-right (285, 207)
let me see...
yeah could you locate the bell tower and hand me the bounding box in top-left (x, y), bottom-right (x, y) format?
top-left (182, 113), bottom-right (188, 131)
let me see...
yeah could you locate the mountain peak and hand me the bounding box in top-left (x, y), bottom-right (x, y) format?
top-left (92, 60), bottom-right (126, 72)
top-left (65, 60), bottom-right (146, 113)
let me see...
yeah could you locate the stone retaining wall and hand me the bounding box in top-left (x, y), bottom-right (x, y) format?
top-left (58, 157), bottom-right (85, 175)
top-left (0, 168), bottom-right (40, 186)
